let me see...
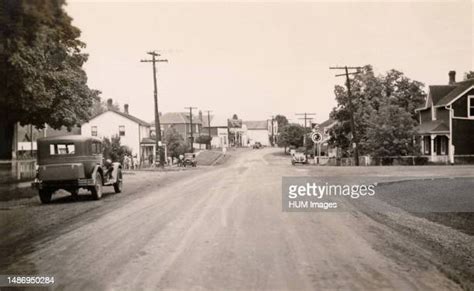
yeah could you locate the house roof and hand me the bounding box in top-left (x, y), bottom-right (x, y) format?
top-left (428, 85), bottom-right (457, 105)
top-left (90, 109), bottom-right (150, 126)
top-left (435, 79), bottom-right (474, 106)
top-left (243, 120), bottom-right (268, 130)
top-left (416, 78), bottom-right (474, 110)
top-left (415, 120), bottom-right (449, 134)
top-left (159, 112), bottom-right (202, 125)
top-left (202, 115), bottom-right (229, 127)
top-left (317, 118), bottom-right (336, 129)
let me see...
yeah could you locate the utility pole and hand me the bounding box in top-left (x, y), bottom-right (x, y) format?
top-left (329, 66), bottom-right (362, 166)
top-left (295, 113), bottom-right (316, 130)
top-left (295, 113), bottom-right (316, 145)
top-left (296, 113), bottom-right (316, 160)
top-left (185, 106), bottom-right (197, 152)
top-left (204, 110), bottom-right (212, 149)
top-left (269, 115), bottom-right (275, 146)
top-left (141, 51), bottom-right (168, 166)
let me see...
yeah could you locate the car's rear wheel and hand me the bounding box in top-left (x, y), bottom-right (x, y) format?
top-left (113, 170), bottom-right (123, 193)
top-left (39, 188), bottom-right (53, 204)
top-left (91, 173), bottom-right (103, 200)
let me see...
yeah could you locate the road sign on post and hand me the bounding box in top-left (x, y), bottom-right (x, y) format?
top-left (311, 132), bottom-right (322, 144)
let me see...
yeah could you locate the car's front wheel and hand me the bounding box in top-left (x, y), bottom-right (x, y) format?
top-left (39, 188), bottom-right (53, 204)
top-left (113, 170), bottom-right (123, 193)
top-left (91, 173), bottom-right (103, 200)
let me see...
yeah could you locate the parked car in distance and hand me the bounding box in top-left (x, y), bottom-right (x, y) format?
top-left (32, 135), bottom-right (123, 203)
top-left (253, 142), bottom-right (262, 149)
top-left (183, 153), bottom-right (197, 167)
top-left (292, 151), bottom-right (308, 165)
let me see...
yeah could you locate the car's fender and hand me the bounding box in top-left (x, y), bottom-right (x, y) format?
top-left (111, 162), bottom-right (122, 178)
top-left (91, 165), bottom-right (104, 184)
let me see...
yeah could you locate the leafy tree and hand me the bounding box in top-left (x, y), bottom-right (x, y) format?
top-left (164, 126), bottom-right (190, 158)
top-left (277, 124), bottom-right (306, 153)
top-left (91, 98), bottom-right (120, 116)
top-left (103, 136), bottom-right (131, 163)
top-left (364, 99), bottom-right (419, 159)
top-left (464, 71), bottom-right (474, 80)
top-left (328, 65), bottom-right (426, 157)
top-left (0, 0), bottom-right (99, 158)
top-left (274, 115), bottom-right (289, 132)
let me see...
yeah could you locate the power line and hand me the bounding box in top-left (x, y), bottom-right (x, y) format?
top-left (329, 65), bottom-right (363, 166)
top-left (204, 110), bottom-right (212, 149)
top-left (141, 51), bottom-right (168, 166)
top-left (295, 113), bottom-right (316, 130)
top-left (295, 113), bottom-right (316, 149)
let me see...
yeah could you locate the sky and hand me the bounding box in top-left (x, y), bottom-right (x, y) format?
top-left (66, 0), bottom-right (473, 124)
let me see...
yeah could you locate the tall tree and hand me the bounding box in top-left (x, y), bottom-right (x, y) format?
top-left (328, 65), bottom-right (426, 157)
top-left (164, 126), bottom-right (189, 158)
top-left (274, 115), bottom-right (289, 132)
top-left (277, 124), bottom-right (306, 152)
top-left (464, 71), bottom-right (474, 80)
top-left (364, 99), bottom-right (419, 159)
top-left (0, 0), bottom-right (99, 158)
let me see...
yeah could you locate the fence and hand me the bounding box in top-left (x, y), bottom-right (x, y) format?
top-left (0, 159), bottom-right (36, 183)
top-left (322, 155), bottom-right (474, 166)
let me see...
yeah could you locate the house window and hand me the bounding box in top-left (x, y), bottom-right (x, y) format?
top-left (440, 137), bottom-right (447, 155)
top-left (469, 96), bottom-right (474, 118)
top-left (119, 126), bottom-right (125, 136)
top-left (91, 126), bottom-right (98, 137)
top-left (423, 137), bottom-right (430, 155)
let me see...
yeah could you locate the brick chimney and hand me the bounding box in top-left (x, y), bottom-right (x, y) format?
top-left (124, 104), bottom-right (129, 114)
top-left (449, 71), bottom-right (456, 85)
top-left (106, 98), bottom-right (113, 109)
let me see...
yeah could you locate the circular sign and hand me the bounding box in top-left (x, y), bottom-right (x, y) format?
top-left (311, 132), bottom-right (322, 143)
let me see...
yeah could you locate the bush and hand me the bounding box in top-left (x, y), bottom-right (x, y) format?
top-left (103, 136), bottom-right (131, 163)
top-left (414, 156), bottom-right (429, 165)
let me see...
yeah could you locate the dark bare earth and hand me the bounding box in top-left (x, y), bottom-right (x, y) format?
top-left (1, 148), bottom-right (473, 290)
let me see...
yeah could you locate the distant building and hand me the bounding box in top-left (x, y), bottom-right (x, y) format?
top-left (242, 120), bottom-right (272, 146)
top-left (415, 71), bottom-right (474, 164)
top-left (313, 118), bottom-right (337, 157)
top-left (228, 115), bottom-right (244, 146)
top-left (81, 103), bottom-right (154, 164)
top-left (155, 112), bottom-right (202, 143)
top-left (202, 114), bottom-right (229, 148)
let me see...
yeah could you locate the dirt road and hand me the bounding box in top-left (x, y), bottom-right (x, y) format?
top-left (1, 148), bottom-right (473, 290)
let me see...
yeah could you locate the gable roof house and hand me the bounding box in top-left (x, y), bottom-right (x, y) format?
top-left (81, 102), bottom-right (155, 164)
top-left (202, 114), bottom-right (229, 148)
top-left (154, 112), bottom-right (203, 144)
top-left (313, 118), bottom-right (338, 158)
top-left (415, 71), bottom-right (474, 164)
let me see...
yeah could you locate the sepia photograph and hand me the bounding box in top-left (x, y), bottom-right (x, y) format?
top-left (0, 0), bottom-right (473, 290)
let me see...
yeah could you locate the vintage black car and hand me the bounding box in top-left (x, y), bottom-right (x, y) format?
top-left (183, 153), bottom-right (197, 167)
top-left (32, 135), bottom-right (123, 203)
